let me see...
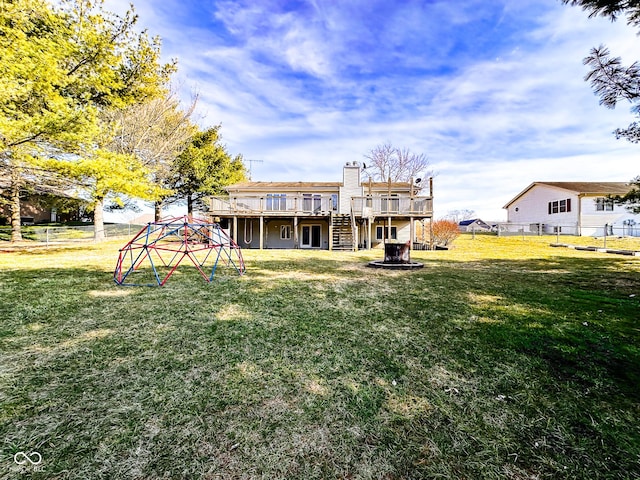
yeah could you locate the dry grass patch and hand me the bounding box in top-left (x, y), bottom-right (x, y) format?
top-left (0, 235), bottom-right (639, 479)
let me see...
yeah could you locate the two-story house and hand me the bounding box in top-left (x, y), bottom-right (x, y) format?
top-left (209, 162), bottom-right (433, 250)
top-left (504, 181), bottom-right (639, 236)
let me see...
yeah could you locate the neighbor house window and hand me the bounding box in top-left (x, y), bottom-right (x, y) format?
top-left (595, 197), bottom-right (614, 211)
top-left (266, 193), bottom-right (287, 211)
top-left (376, 226), bottom-right (397, 240)
top-left (548, 198), bottom-right (571, 215)
top-left (280, 225), bottom-right (291, 240)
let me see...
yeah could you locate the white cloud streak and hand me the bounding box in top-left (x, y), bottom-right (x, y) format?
top-left (108, 0), bottom-right (640, 220)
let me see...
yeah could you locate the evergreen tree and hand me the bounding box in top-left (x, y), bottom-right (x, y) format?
top-left (169, 126), bottom-right (246, 216)
top-left (564, 0), bottom-right (640, 211)
top-left (1, 0), bottom-right (176, 240)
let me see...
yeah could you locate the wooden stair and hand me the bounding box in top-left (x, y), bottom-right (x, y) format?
top-left (332, 214), bottom-right (354, 251)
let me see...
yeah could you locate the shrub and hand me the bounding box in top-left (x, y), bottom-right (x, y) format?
top-left (432, 219), bottom-right (460, 246)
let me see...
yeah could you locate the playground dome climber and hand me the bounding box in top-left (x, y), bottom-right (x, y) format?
top-left (114, 216), bottom-right (245, 286)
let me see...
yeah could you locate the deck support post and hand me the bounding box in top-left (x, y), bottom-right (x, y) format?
top-left (232, 216), bottom-right (238, 244)
top-left (329, 213), bottom-right (333, 251)
top-left (259, 216), bottom-right (264, 250)
top-left (409, 216), bottom-right (414, 250)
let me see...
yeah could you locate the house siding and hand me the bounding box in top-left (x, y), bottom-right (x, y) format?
top-left (212, 163), bottom-right (433, 250)
top-left (339, 164), bottom-right (363, 214)
top-left (505, 183), bottom-right (640, 236)
top-left (580, 196), bottom-right (636, 236)
top-left (506, 185), bottom-right (578, 226)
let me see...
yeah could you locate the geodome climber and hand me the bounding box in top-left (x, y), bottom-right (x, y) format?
top-left (114, 216), bottom-right (245, 286)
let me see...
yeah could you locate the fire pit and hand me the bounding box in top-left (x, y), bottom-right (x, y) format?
top-left (367, 240), bottom-right (424, 270)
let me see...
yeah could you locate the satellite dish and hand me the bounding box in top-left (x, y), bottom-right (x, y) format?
top-left (415, 178), bottom-right (422, 184)
top-left (363, 163), bottom-right (367, 169)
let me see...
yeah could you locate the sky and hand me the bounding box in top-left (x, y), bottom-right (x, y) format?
top-left (109, 0), bottom-right (640, 221)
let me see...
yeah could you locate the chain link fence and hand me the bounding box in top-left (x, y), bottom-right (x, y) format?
top-left (0, 223), bottom-right (144, 244)
top-left (489, 222), bottom-right (640, 238)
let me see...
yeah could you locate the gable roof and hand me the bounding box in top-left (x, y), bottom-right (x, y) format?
top-left (504, 181), bottom-right (632, 208)
top-left (225, 181), bottom-right (341, 193)
top-left (459, 218), bottom-right (490, 227)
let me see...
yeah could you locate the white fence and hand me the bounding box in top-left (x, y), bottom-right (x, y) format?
top-left (489, 223), bottom-right (640, 238)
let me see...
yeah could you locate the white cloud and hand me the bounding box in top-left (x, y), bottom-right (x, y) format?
top-left (107, 0), bottom-right (640, 222)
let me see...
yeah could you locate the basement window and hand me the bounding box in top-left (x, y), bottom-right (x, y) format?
top-left (376, 226), bottom-right (397, 240)
top-left (280, 225), bottom-right (291, 240)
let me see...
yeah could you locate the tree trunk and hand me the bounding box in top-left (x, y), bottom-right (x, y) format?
top-left (154, 201), bottom-right (162, 222)
top-left (187, 193), bottom-right (193, 220)
top-left (93, 198), bottom-right (105, 241)
top-left (9, 177), bottom-right (22, 243)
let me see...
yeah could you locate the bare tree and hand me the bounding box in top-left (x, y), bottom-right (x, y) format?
top-left (444, 209), bottom-right (476, 223)
top-left (104, 88), bottom-right (198, 220)
top-left (363, 143), bottom-right (433, 183)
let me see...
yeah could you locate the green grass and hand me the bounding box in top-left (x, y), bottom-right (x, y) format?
top-left (1, 235), bottom-right (639, 479)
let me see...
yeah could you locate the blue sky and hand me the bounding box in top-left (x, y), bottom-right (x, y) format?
top-left (111, 0), bottom-right (639, 220)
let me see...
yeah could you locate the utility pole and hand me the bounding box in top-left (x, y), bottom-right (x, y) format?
top-left (245, 159), bottom-right (264, 180)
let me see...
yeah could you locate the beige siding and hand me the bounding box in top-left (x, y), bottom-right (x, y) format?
top-left (339, 164), bottom-right (363, 214)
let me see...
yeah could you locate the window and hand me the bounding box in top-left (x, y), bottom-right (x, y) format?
top-left (548, 198), bottom-right (572, 215)
top-left (280, 225), bottom-right (291, 240)
top-left (595, 197), bottom-right (614, 211)
top-left (376, 226), bottom-right (397, 240)
top-left (331, 194), bottom-right (338, 211)
top-left (303, 194), bottom-right (322, 212)
top-left (266, 193), bottom-right (287, 211)
top-left (381, 194), bottom-right (399, 213)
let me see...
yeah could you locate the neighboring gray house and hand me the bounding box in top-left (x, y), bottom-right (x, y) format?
top-left (458, 219), bottom-right (491, 232)
top-left (503, 181), bottom-right (639, 236)
top-left (209, 162), bottom-right (434, 250)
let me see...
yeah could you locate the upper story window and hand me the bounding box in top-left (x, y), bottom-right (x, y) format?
top-left (381, 194), bottom-right (399, 213)
top-left (266, 193), bottom-right (287, 211)
top-left (331, 194), bottom-right (338, 211)
top-left (548, 198), bottom-right (571, 215)
top-left (595, 197), bottom-right (614, 211)
top-left (303, 194), bottom-right (322, 212)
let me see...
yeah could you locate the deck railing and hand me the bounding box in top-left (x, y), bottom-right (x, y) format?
top-left (351, 196), bottom-right (433, 216)
top-left (210, 195), bottom-right (336, 215)
top-left (210, 195), bottom-right (433, 217)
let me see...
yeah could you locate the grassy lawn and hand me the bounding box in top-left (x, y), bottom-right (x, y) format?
top-left (1, 235), bottom-right (639, 479)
